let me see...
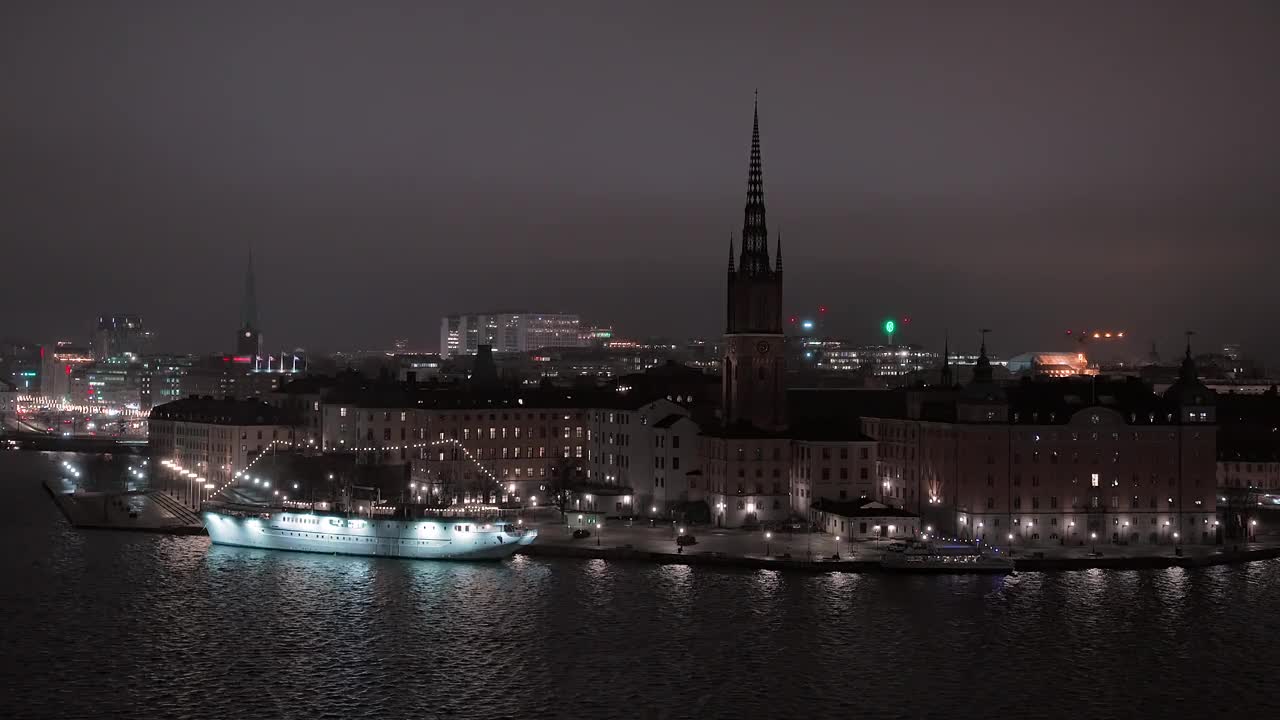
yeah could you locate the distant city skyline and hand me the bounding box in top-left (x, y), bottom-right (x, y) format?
top-left (3, 2), bottom-right (1277, 360)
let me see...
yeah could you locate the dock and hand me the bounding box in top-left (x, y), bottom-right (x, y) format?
top-left (43, 478), bottom-right (205, 535)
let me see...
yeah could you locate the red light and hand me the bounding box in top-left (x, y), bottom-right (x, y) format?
top-left (902, 316), bottom-right (912, 325)
top-left (232, 356), bottom-right (252, 364)
top-left (65, 364), bottom-right (71, 376)
top-left (1066, 330), bottom-right (1073, 335)
top-left (818, 306), bottom-right (827, 314)
top-left (789, 317), bottom-right (797, 324)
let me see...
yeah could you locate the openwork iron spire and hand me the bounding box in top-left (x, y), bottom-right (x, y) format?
top-left (740, 91), bottom-right (770, 275)
top-left (728, 233), bottom-right (736, 272)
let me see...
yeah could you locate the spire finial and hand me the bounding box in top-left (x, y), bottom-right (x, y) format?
top-left (979, 328), bottom-right (991, 356)
top-left (1184, 330), bottom-right (1195, 359)
top-left (775, 228), bottom-right (782, 271)
top-left (728, 233), bottom-right (736, 272)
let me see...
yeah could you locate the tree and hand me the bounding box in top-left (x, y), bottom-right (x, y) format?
top-left (547, 453), bottom-right (584, 522)
top-left (429, 465), bottom-right (457, 506)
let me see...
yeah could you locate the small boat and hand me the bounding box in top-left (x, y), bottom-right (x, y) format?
top-left (202, 501), bottom-right (537, 561)
top-left (880, 540), bottom-right (1014, 573)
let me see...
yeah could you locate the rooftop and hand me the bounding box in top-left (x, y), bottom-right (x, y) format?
top-left (811, 499), bottom-right (920, 519)
top-left (149, 396), bottom-right (293, 425)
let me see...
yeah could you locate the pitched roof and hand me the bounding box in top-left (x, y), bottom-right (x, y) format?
top-left (149, 396), bottom-right (292, 425)
top-left (652, 413), bottom-right (689, 429)
top-left (812, 498), bottom-right (920, 519)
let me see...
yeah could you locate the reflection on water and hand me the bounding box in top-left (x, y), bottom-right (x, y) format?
top-left (2, 452), bottom-right (1278, 718)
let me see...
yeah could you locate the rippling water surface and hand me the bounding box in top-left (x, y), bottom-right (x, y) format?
top-left (2, 452), bottom-right (1278, 719)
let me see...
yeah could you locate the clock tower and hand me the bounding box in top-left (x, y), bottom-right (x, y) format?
top-left (723, 97), bottom-right (786, 432)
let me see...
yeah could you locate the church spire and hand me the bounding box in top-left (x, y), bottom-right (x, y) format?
top-left (973, 328), bottom-right (993, 384)
top-left (728, 233), bottom-right (735, 272)
top-left (940, 332), bottom-right (953, 386)
top-left (240, 246), bottom-right (258, 331)
top-left (775, 229), bottom-right (783, 271)
top-left (1180, 330), bottom-right (1197, 382)
top-left (740, 91), bottom-right (770, 275)
top-left (236, 246), bottom-right (263, 357)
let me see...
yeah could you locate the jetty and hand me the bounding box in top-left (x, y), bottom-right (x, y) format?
top-left (43, 478), bottom-right (204, 535)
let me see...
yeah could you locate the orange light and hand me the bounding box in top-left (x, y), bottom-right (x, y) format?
top-left (1117, 332), bottom-right (1125, 338)
top-left (1092, 333), bottom-right (1100, 339)
top-left (1104, 332), bottom-right (1112, 338)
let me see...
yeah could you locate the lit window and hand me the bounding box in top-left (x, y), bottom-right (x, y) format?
top-left (1091, 473), bottom-right (1100, 488)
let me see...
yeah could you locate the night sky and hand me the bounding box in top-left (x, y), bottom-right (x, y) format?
top-left (3, 2), bottom-right (1278, 360)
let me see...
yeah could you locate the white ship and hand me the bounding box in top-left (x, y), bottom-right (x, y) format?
top-left (880, 540), bottom-right (1014, 573)
top-left (202, 502), bottom-right (537, 561)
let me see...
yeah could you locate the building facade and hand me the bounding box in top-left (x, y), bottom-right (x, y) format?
top-left (40, 342), bottom-right (94, 402)
top-left (790, 436), bottom-right (879, 515)
top-left (93, 314), bottom-right (152, 360)
top-left (858, 345), bottom-right (1220, 545)
top-left (148, 396), bottom-right (296, 498)
top-left (439, 312), bottom-right (581, 357)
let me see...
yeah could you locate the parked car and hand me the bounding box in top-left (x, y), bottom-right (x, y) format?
top-left (572, 529), bottom-right (591, 540)
top-left (676, 534), bottom-right (698, 547)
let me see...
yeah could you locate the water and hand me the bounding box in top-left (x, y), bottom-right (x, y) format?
top-left (2, 451), bottom-right (1278, 719)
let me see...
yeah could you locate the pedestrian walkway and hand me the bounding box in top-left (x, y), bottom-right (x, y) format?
top-left (44, 479), bottom-right (204, 534)
top-left (524, 517), bottom-right (1280, 571)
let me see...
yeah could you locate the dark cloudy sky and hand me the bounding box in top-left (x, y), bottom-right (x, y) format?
top-left (3, 1), bottom-right (1278, 360)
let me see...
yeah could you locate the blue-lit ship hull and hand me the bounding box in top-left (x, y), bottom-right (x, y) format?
top-left (203, 504), bottom-right (537, 561)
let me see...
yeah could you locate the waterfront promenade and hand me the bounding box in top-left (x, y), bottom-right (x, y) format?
top-left (521, 517), bottom-right (1280, 572)
top-left (43, 477), bottom-right (204, 534)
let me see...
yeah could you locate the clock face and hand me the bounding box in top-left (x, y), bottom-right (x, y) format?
top-left (756, 340), bottom-right (771, 355)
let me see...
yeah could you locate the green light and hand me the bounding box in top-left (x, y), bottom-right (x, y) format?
top-left (883, 319), bottom-right (896, 335)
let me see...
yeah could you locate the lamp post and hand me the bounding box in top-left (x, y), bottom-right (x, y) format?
top-left (1250, 518), bottom-right (1258, 543)
top-left (765, 531), bottom-right (772, 557)
top-left (1090, 531), bottom-right (1097, 555)
top-left (595, 521), bottom-right (601, 547)
top-left (834, 535), bottom-right (841, 559)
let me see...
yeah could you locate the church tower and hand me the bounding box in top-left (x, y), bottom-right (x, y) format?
top-left (723, 96), bottom-right (786, 432)
top-left (236, 248), bottom-right (263, 358)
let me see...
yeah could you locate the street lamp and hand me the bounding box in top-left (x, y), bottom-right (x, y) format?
top-left (1090, 531), bottom-right (1097, 555)
top-left (834, 535), bottom-right (841, 559)
top-left (595, 521), bottom-right (601, 547)
top-left (765, 531), bottom-right (772, 556)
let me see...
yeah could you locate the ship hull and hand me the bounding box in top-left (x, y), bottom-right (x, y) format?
top-left (203, 509), bottom-right (537, 561)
